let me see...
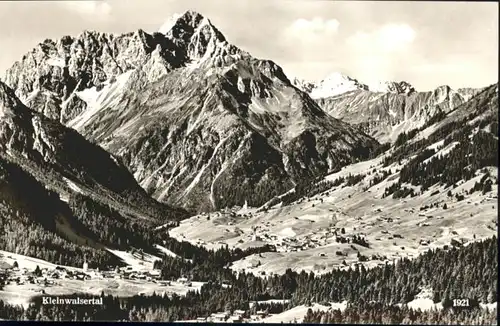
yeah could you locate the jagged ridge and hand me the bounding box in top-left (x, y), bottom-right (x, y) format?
top-left (2, 11), bottom-right (246, 124)
top-left (292, 73), bottom-right (485, 143)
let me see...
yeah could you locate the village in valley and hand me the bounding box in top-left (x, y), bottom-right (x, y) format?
top-left (0, 250), bottom-right (206, 307)
top-left (0, 161), bottom-right (497, 322)
top-left (169, 167), bottom-right (498, 277)
top-left (0, 259), bottom-right (163, 288)
top-left (0, 250), bottom-right (284, 323)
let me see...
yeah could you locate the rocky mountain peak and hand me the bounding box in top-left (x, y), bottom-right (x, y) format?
top-left (158, 11), bottom-right (225, 46)
top-left (434, 84), bottom-right (452, 93)
top-left (1, 11), bottom-right (381, 213)
top-left (2, 10), bottom-right (248, 124)
top-left (159, 10), bottom-right (206, 34)
top-left (159, 10), bottom-right (242, 65)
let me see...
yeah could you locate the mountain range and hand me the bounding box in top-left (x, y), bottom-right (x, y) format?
top-left (291, 73), bottom-right (484, 143)
top-left (2, 11), bottom-right (380, 212)
top-left (0, 10), bottom-right (497, 273)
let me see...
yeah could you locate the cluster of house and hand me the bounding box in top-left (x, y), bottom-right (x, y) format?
top-left (193, 309), bottom-right (269, 323)
top-left (0, 264), bottom-right (92, 286)
top-left (0, 260), bottom-right (165, 286)
top-left (248, 226), bottom-right (344, 254)
top-left (111, 266), bottom-right (162, 281)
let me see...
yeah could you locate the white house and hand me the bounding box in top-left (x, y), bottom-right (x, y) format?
top-left (210, 312), bottom-right (229, 322)
top-left (149, 269), bottom-right (161, 277)
top-left (177, 277), bottom-right (189, 283)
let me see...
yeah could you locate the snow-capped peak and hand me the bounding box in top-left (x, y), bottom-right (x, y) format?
top-left (320, 72), bottom-right (364, 87)
top-left (158, 10), bottom-right (212, 36)
top-left (297, 72), bottom-right (369, 99)
top-left (292, 72), bottom-right (418, 98)
top-left (368, 80), bottom-right (416, 94)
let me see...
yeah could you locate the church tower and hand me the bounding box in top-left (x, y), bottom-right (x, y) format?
top-left (83, 254), bottom-right (88, 272)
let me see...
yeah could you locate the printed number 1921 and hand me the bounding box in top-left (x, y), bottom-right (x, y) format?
top-left (453, 299), bottom-right (470, 307)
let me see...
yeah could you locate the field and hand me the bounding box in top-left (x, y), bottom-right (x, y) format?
top-left (257, 302), bottom-right (344, 323)
top-left (105, 248), bottom-right (161, 271)
top-left (0, 250), bottom-right (83, 273)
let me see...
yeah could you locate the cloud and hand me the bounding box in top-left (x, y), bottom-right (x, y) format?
top-left (59, 1), bottom-right (112, 18)
top-left (352, 55), bottom-right (395, 84)
top-left (343, 23), bottom-right (417, 83)
top-left (347, 23), bottom-right (416, 53)
top-left (411, 61), bottom-right (477, 74)
top-left (285, 17), bottom-right (340, 40)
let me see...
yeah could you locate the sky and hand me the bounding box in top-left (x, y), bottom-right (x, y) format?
top-left (0, 0), bottom-right (497, 91)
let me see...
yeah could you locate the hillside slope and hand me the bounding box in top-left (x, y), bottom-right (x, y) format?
top-left (0, 81), bottom-right (186, 222)
top-left (314, 85), bottom-right (484, 143)
top-left (169, 85), bottom-right (498, 275)
top-left (0, 156), bottom-right (122, 268)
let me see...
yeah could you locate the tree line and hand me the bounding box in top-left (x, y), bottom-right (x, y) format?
top-left (303, 301), bottom-right (497, 325)
top-left (0, 236), bottom-right (496, 322)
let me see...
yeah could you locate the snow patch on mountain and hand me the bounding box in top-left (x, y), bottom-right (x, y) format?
top-left (68, 70), bottom-right (133, 130)
top-left (367, 80), bottom-right (416, 94)
top-left (63, 177), bottom-right (83, 194)
top-left (183, 135), bottom-right (230, 197)
top-left (210, 162), bottom-right (228, 208)
top-left (46, 57), bottom-right (66, 68)
top-left (68, 87), bottom-right (102, 130)
top-left (156, 166), bottom-right (189, 202)
top-left (0, 101), bottom-right (14, 120)
top-left (31, 116), bottom-right (56, 158)
top-left (24, 89), bottom-right (41, 103)
top-left (292, 73), bottom-right (416, 98)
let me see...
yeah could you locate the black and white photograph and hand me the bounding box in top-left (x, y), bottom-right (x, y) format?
top-left (0, 0), bottom-right (498, 324)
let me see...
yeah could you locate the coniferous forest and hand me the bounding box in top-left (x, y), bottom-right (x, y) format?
top-left (0, 157), bottom-right (123, 268)
top-left (303, 302), bottom-right (497, 325)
